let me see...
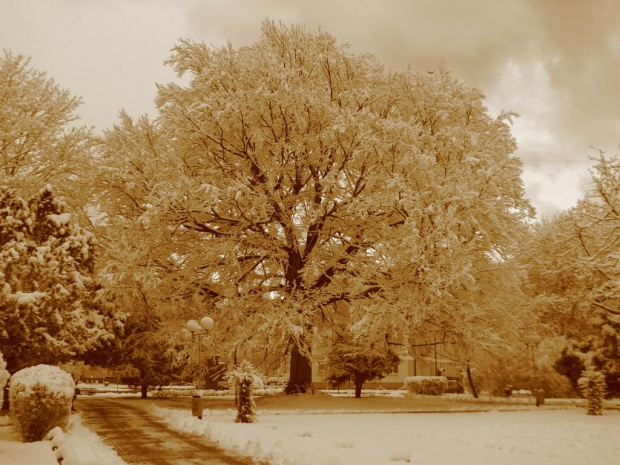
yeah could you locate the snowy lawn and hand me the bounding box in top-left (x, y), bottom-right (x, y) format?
top-left (151, 405), bottom-right (620, 465)
top-left (4, 391), bottom-right (620, 465)
top-left (0, 413), bottom-right (126, 465)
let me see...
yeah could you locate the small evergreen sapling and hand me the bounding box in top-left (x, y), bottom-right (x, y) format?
top-left (228, 360), bottom-right (263, 423)
top-left (578, 368), bottom-right (606, 415)
top-left (325, 342), bottom-right (400, 398)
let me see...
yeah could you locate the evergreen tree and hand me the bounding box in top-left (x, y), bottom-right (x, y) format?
top-left (578, 368), bottom-right (606, 415)
top-left (116, 314), bottom-right (178, 398)
top-left (325, 341), bottom-right (399, 398)
top-left (0, 187), bottom-right (122, 371)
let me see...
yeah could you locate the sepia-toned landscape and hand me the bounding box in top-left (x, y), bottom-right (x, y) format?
top-left (1, 1), bottom-right (619, 464)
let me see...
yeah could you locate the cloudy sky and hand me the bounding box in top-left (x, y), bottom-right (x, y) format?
top-left (2, 0), bottom-right (619, 218)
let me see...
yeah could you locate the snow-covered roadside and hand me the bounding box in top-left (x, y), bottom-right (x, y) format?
top-left (0, 415), bottom-right (55, 465)
top-left (0, 414), bottom-right (126, 465)
top-left (150, 406), bottom-right (620, 465)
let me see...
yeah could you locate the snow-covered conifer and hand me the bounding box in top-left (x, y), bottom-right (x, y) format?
top-left (325, 339), bottom-right (399, 398)
top-left (0, 187), bottom-right (122, 371)
top-left (229, 360), bottom-right (262, 423)
top-left (578, 368), bottom-right (606, 415)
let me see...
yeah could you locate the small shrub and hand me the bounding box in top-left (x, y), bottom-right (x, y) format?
top-left (578, 368), bottom-right (606, 416)
top-left (266, 377), bottom-right (288, 387)
top-left (9, 365), bottom-right (75, 442)
top-left (404, 376), bottom-right (448, 396)
top-left (228, 360), bottom-right (263, 423)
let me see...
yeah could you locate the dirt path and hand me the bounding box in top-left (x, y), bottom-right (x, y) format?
top-left (76, 397), bottom-right (256, 465)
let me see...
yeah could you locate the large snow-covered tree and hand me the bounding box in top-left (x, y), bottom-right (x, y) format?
top-left (0, 50), bottom-right (94, 216)
top-left (575, 154), bottom-right (620, 327)
top-left (564, 154), bottom-right (620, 394)
top-left (0, 187), bottom-right (122, 371)
top-left (98, 21), bottom-right (532, 393)
top-left (92, 112), bottom-right (201, 387)
top-left (521, 153), bottom-right (620, 395)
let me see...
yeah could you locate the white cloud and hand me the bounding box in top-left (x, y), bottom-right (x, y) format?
top-left (522, 164), bottom-right (593, 218)
top-left (0, 0), bottom-right (187, 130)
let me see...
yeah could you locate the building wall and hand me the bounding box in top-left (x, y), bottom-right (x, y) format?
top-left (58, 362), bottom-right (111, 383)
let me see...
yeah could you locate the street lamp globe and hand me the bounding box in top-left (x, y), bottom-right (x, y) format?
top-left (200, 316), bottom-right (214, 331)
top-left (185, 319), bottom-right (202, 333)
top-left (183, 316), bottom-right (214, 393)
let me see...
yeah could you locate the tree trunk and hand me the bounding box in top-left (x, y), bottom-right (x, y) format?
top-left (2, 384), bottom-right (9, 411)
top-left (140, 383), bottom-right (148, 399)
top-left (285, 341), bottom-right (314, 395)
top-left (354, 379), bottom-right (363, 398)
top-left (466, 365), bottom-right (478, 399)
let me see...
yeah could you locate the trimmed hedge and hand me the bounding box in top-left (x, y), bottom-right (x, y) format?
top-left (9, 365), bottom-right (74, 442)
top-left (404, 376), bottom-right (448, 396)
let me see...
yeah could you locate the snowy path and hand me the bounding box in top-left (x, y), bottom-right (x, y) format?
top-left (76, 397), bottom-right (257, 465)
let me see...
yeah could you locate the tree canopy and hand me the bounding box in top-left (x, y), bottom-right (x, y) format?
top-left (95, 20), bottom-right (533, 392)
top-left (0, 50), bottom-right (93, 215)
top-left (521, 153), bottom-right (620, 395)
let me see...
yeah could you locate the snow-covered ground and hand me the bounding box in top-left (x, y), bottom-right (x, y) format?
top-left (150, 405), bottom-right (620, 465)
top-left (3, 391), bottom-right (620, 465)
top-left (0, 414), bottom-right (126, 465)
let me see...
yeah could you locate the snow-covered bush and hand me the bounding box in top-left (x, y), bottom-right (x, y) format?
top-left (0, 351), bottom-right (9, 407)
top-left (228, 360), bottom-right (263, 423)
top-left (266, 376), bottom-right (288, 387)
top-left (578, 368), bottom-right (606, 416)
top-left (9, 364), bottom-right (75, 441)
top-left (404, 376), bottom-right (448, 396)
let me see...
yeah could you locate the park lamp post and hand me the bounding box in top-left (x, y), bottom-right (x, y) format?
top-left (183, 316), bottom-right (214, 391)
top-left (524, 334), bottom-right (542, 369)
